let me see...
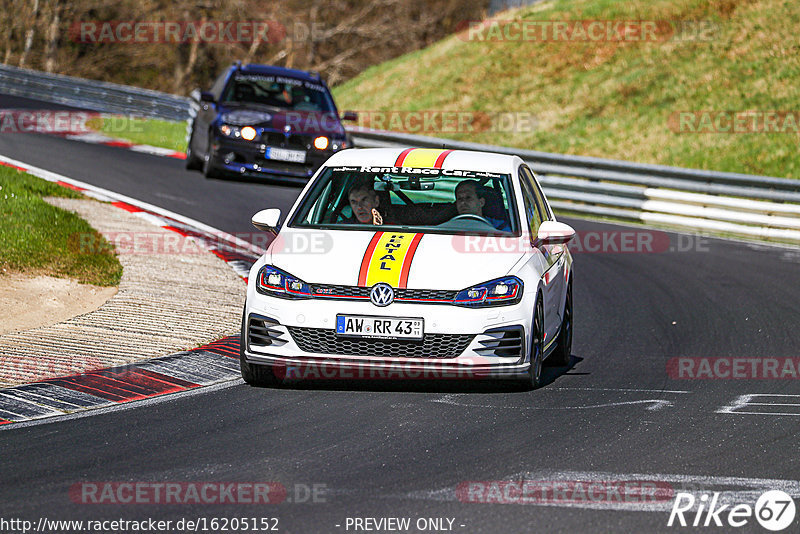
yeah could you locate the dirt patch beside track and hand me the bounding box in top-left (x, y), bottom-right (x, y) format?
top-left (0, 273), bottom-right (117, 335)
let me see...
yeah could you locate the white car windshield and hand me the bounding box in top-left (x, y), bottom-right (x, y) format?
top-left (290, 166), bottom-right (519, 235)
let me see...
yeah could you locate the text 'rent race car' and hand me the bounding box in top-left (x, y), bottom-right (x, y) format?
top-left (186, 63), bottom-right (357, 181)
top-left (241, 147), bottom-right (575, 388)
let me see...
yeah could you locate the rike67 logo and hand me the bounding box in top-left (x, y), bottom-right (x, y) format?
top-left (668, 490), bottom-right (796, 531)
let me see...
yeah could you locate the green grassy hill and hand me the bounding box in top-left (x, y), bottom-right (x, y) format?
top-left (332, 0), bottom-right (800, 178)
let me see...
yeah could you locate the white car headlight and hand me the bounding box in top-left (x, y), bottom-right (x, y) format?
top-left (454, 276), bottom-right (523, 307)
top-left (256, 265), bottom-right (313, 300)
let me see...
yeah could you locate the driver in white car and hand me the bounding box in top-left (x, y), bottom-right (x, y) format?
top-left (454, 180), bottom-right (511, 231)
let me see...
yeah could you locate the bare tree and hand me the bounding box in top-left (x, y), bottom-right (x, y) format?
top-left (44, 0), bottom-right (64, 72)
top-left (19, 0), bottom-right (41, 67)
top-left (1, 0), bottom-right (488, 94)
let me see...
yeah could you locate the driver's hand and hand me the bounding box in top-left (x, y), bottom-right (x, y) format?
top-left (371, 208), bottom-right (383, 225)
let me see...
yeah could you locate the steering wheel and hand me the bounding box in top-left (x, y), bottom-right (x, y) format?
top-left (449, 214), bottom-right (492, 225)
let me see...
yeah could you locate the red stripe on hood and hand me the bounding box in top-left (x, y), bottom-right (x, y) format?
top-left (398, 233), bottom-right (423, 288)
top-left (357, 232), bottom-right (384, 286)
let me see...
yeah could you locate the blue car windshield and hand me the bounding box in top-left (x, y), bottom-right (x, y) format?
top-left (221, 74), bottom-right (336, 114)
top-left (290, 166), bottom-right (519, 235)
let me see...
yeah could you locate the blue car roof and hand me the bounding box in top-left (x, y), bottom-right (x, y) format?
top-left (234, 64), bottom-right (323, 84)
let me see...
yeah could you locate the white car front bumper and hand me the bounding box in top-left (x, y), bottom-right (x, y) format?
top-left (242, 283), bottom-right (536, 380)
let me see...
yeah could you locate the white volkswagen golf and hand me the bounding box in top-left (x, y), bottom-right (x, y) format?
top-left (241, 148), bottom-right (575, 388)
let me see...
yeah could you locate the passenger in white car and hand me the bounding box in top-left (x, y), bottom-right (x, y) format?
top-left (347, 181), bottom-right (385, 225)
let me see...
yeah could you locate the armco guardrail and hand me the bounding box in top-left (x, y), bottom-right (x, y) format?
top-left (2, 65), bottom-right (799, 244)
top-left (349, 129), bottom-right (800, 243)
top-left (0, 64), bottom-right (192, 121)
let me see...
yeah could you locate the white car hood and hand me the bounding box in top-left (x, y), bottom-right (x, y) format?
top-left (268, 228), bottom-right (525, 290)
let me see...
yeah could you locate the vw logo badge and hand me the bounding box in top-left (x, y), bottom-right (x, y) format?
top-left (370, 283), bottom-right (394, 307)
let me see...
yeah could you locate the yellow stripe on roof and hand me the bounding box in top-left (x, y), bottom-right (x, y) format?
top-left (399, 148), bottom-right (447, 168)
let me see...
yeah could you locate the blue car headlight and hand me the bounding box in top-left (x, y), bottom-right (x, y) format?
top-left (219, 124), bottom-right (241, 137)
top-left (256, 265), bottom-right (313, 299)
top-left (454, 276), bottom-right (523, 307)
top-left (219, 124), bottom-right (257, 140)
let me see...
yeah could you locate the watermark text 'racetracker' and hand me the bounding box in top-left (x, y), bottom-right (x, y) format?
top-left (458, 20), bottom-right (719, 42)
top-left (667, 357), bottom-right (800, 379)
top-left (71, 21), bottom-right (286, 44)
top-left (669, 111), bottom-right (800, 134)
top-left (69, 482), bottom-right (327, 505)
top-left (457, 479), bottom-right (673, 505)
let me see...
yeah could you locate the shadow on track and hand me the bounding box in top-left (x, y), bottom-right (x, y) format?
top-left (246, 356), bottom-right (585, 394)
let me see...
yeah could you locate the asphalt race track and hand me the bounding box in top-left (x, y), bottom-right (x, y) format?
top-left (1, 95), bottom-right (799, 533)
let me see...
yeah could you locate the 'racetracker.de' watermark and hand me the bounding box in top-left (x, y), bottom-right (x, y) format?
top-left (70, 21), bottom-right (287, 44)
top-left (669, 111), bottom-right (800, 134)
top-left (350, 111), bottom-right (537, 134)
top-left (0, 110), bottom-right (93, 134)
top-left (70, 20), bottom-right (336, 44)
top-left (69, 482), bottom-right (327, 504)
top-left (667, 357), bottom-right (800, 379)
top-left (271, 359), bottom-right (495, 381)
top-left (452, 231), bottom-right (709, 255)
top-left (0, 110), bottom-right (147, 135)
top-left (456, 479), bottom-right (674, 505)
top-left (457, 19), bottom-right (719, 42)
top-left (70, 231), bottom-right (331, 256)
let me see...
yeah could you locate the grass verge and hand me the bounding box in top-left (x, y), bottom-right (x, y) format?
top-left (0, 165), bottom-right (122, 286)
top-left (332, 0), bottom-right (800, 179)
top-left (86, 115), bottom-right (188, 153)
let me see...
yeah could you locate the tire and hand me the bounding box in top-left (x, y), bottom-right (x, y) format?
top-left (184, 125), bottom-right (202, 170)
top-left (239, 309), bottom-right (280, 387)
top-left (202, 135), bottom-right (221, 179)
top-left (521, 297), bottom-right (544, 390)
top-left (547, 281), bottom-right (572, 367)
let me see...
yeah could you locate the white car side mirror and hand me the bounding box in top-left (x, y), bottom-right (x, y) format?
top-left (252, 208), bottom-right (282, 235)
top-left (535, 220), bottom-right (576, 246)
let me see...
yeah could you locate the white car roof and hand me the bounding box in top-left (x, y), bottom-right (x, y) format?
top-left (323, 148), bottom-right (523, 175)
